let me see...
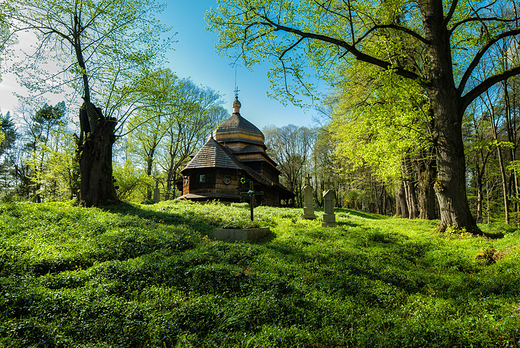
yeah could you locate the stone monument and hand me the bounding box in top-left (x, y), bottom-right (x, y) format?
top-left (302, 174), bottom-right (316, 220)
top-left (322, 180), bottom-right (337, 227)
top-left (153, 181), bottom-right (160, 203)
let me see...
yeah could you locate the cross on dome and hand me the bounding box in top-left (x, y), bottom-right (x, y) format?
top-left (232, 87), bottom-right (242, 114)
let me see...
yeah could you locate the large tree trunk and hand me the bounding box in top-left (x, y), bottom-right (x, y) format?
top-left (78, 105), bottom-right (119, 207)
top-left (432, 91), bottom-right (478, 232)
top-left (405, 180), bottom-right (419, 219)
top-left (421, 0), bottom-right (479, 233)
top-left (416, 156), bottom-right (437, 220)
top-left (395, 182), bottom-right (409, 218)
top-left (146, 154), bottom-right (154, 201)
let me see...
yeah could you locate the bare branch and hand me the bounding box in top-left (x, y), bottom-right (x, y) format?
top-left (462, 65), bottom-right (520, 110)
top-left (458, 28), bottom-right (520, 93)
top-left (253, 15), bottom-right (424, 83)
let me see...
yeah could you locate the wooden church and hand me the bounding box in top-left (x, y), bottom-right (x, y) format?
top-left (177, 96), bottom-right (294, 206)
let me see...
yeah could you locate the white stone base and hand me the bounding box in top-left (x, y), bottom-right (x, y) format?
top-left (212, 227), bottom-right (270, 242)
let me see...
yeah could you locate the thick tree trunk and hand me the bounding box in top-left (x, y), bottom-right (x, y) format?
top-left (417, 156), bottom-right (438, 220)
top-left (405, 180), bottom-right (419, 219)
top-left (146, 154), bottom-right (154, 201)
top-left (421, 0), bottom-right (479, 233)
top-left (377, 184), bottom-right (386, 215)
top-left (432, 96), bottom-right (478, 232)
top-left (78, 106), bottom-right (119, 207)
top-left (395, 182), bottom-right (409, 218)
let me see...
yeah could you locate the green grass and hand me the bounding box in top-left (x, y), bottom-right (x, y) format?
top-left (1, 200), bottom-right (519, 347)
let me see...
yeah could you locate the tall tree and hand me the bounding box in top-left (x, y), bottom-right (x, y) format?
top-left (9, 0), bottom-right (171, 206)
top-left (0, 112), bottom-right (17, 196)
top-left (0, 2), bottom-right (13, 81)
top-left (0, 112), bottom-right (16, 160)
top-left (124, 69), bottom-right (178, 200)
top-left (158, 80), bottom-right (227, 200)
top-left (264, 124), bottom-right (316, 207)
top-left (23, 102), bottom-right (67, 202)
top-left (208, 0), bottom-right (520, 232)
top-left (464, 103), bottom-right (494, 223)
top-left (327, 64), bottom-right (437, 219)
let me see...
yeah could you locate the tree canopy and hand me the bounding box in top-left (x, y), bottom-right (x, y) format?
top-left (6, 0), bottom-right (172, 206)
top-left (208, 0), bottom-right (520, 232)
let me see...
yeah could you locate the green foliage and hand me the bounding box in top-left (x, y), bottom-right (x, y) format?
top-left (1, 201), bottom-right (520, 347)
top-left (113, 161), bottom-right (155, 201)
top-left (328, 65), bottom-right (431, 182)
top-left (11, 0), bottom-right (172, 102)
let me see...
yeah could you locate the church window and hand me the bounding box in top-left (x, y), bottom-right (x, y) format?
top-left (199, 174), bottom-right (206, 183)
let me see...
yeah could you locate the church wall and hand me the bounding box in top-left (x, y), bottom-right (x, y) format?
top-left (182, 167), bottom-right (282, 206)
top-left (242, 162), bottom-right (279, 184)
top-left (261, 189), bottom-right (280, 207)
top-left (183, 168), bottom-right (248, 198)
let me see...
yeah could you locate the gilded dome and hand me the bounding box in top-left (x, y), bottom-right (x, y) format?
top-left (212, 98), bottom-right (265, 147)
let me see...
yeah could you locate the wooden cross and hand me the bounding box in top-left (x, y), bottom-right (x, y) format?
top-left (240, 181), bottom-right (263, 221)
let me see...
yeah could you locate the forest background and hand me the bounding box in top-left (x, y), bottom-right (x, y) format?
top-left (0, 0), bottom-right (520, 228)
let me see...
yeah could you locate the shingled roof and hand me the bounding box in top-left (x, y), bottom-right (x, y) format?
top-left (181, 137), bottom-right (243, 171)
top-left (213, 113), bottom-right (265, 146)
top-left (229, 145), bottom-right (264, 154)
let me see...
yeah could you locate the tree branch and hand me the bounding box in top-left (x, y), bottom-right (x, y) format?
top-left (449, 16), bottom-right (517, 33)
top-left (462, 65), bottom-right (520, 110)
top-left (354, 24), bottom-right (429, 46)
top-left (443, 0), bottom-right (459, 26)
top-left (254, 15), bottom-right (424, 83)
top-left (458, 28), bottom-right (520, 93)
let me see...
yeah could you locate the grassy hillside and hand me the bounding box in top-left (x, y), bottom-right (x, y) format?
top-left (1, 200), bottom-right (519, 347)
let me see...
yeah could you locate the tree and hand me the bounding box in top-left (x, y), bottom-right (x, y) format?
top-left (124, 69), bottom-right (179, 200)
top-left (208, 0), bottom-right (520, 232)
top-left (263, 124), bottom-right (316, 207)
top-left (0, 112), bottom-right (18, 197)
top-left (327, 64), bottom-right (437, 219)
top-left (0, 2), bottom-right (13, 81)
top-left (9, 0), bottom-right (171, 206)
top-left (0, 112), bottom-right (16, 159)
top-left (23, 102), bottom-right (67, 202)
top-left (158, 80), bottom-right (227, 200)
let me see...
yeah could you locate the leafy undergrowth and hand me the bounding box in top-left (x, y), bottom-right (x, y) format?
top-left (1, 200), bottom-right (519, 347)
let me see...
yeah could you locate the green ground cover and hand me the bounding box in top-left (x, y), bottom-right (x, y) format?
top-left (0, 200), bottom-right (519, 347)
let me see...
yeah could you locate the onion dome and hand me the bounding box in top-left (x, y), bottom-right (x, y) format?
top-left (212, 98), bottom-right (265, 147)
top-left (232, 96), bottom-right (242, 114)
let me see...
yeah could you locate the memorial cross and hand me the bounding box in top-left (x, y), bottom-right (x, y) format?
top-left (240, 181), bottom-right (264, 221)
top-left (305, 174), bottom-right (312, 186)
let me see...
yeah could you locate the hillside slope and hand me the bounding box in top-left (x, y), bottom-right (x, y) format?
top-left (1, 201), bottom-right (519, 347)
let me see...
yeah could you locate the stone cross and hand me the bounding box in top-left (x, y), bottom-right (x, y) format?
top-left (322, 184), bottom-right (337, 227)
top-left (240, 181), bottom-right (263, 221)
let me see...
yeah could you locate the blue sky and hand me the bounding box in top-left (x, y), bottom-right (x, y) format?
top-left (162, 0), bottom-right (320, 129)
top-left (0, 1), bottom-right (321, 130)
